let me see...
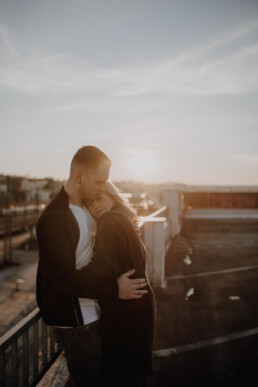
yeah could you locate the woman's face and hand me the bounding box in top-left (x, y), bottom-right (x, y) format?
top-left (88, 193), bottom-right (114, 219)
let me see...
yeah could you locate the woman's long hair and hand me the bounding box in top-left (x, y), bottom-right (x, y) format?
top-left (106, 181), bottom-right (138, 225)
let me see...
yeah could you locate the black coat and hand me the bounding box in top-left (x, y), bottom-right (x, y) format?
top-left (36, 187), bottom-right (118, 327)
top-left (87, 206), bottom-right (156, 375)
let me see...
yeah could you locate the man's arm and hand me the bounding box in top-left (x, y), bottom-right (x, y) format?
top-left (37, 213), bottom-right (147, 300)
top-left (36, 212), bottom-right (118, 300)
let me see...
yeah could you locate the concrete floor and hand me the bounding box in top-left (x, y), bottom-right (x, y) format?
top-left (153, 219), bottom-right (258, 386)
top-left (0, 247), bottom-right (37, 335)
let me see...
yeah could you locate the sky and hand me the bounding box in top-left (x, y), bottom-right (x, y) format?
top-left (0, 0), bottom-right (258, 185)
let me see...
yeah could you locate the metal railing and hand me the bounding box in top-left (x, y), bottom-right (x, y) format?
top-left (141, 205), bottom-right (168, 219)
top-left (0, 207), bottom-right (42, 236)
top-left (0, 208), bottom-right (42, 265)
top-left (0, 308), bottom-right (61, 387)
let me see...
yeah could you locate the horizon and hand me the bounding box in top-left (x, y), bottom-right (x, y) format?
top-left (1, 172), bottom-right (258, 190)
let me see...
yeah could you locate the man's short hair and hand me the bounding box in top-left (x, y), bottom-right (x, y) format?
top-left (71, 146), bottom-right (111, 170)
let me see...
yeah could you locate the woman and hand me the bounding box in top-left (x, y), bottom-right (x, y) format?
top-left (87, 182), bottom-right (156, 387)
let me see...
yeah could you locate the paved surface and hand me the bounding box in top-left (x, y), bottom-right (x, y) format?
top-left (37, 353), bottom-right (70, 387)
top-left (0, 232), bottom-right (31, 265)
top-left (0, 242), bottom-right (37, 335)
top-left (153, 219), bottom-right (258, 386)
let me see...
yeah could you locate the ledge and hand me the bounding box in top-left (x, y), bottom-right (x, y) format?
top-left (37, 352), bottom-right (71, 387)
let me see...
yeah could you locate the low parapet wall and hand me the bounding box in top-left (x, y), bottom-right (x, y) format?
top-left (183, 208), bottom-right (258, 220)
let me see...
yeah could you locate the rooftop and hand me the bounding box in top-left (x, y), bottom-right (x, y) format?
top-left (1, 217), bottom-right (258, 386)
top-left (154, 218), bottom-right (258, 386)
top-left (166, 184), bottom-right (258, 193)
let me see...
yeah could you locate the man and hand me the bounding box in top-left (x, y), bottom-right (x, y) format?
top-left (36, 146), bottom-right (147, 386)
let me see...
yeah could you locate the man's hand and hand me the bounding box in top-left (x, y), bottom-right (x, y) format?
top-left (117, 269), bottom-right (148, 299)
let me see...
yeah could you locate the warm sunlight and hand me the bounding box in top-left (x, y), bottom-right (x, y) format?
top-left (126, 150), bottom-right (159, 182)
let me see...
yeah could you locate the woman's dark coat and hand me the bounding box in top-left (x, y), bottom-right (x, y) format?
top-left (88, 206), bottom-right (156, 375)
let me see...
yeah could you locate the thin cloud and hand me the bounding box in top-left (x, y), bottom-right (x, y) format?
top-left (0, 20), bottom-right (258, 100)
top-left (0, 23), bottom-right (19, 59)
top-left (0, 25), bottom-right (128, 95)
top-left (116, 22), bottom-right (258, 97)
top-left (233, 154), bottom-right (258, 165)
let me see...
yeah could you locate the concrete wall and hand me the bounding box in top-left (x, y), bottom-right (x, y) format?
top-left (163, 190), bottom-right (182, 238)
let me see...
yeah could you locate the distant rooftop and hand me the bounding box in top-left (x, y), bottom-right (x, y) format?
top-left (167, 184), bottom-right (258, 193)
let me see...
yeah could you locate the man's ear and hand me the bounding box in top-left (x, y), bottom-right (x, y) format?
top-left (75, 171), bottom-right (83, 185)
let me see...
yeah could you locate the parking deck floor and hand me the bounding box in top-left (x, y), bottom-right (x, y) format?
top-left (153, 219), bottom-right (258, 386)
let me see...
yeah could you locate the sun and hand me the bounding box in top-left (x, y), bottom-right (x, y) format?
top-left (127, 150), bottom-right (158, 182)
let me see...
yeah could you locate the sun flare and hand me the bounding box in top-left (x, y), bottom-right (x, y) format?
top-left (127, 150), bottom-right (158, 182)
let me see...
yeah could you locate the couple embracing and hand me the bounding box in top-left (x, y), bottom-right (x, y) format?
top-left (36, 146), bottom-right (156, 387)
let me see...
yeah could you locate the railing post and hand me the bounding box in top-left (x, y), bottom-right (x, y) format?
top-left (12, 341), bottom-right (18, 386)
top-left (163, 189), bottom-right (182, 238)
top-left (41, 321), bottom-right (48, 366)
top-left (23, 330), bottom-right (29, 386)
top-left (0, 351), bottom-right (5, 387)
top-left (32, 321), bottom-right (39, 380)
top-left (143, 218), bottom-right (167, 288)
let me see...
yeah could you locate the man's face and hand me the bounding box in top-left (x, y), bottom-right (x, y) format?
top-left (78, 165), bottom-right (110, 203)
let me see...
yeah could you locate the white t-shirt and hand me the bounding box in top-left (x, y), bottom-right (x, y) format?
top-left (69, 204), bottom-right (101, 325)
